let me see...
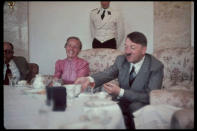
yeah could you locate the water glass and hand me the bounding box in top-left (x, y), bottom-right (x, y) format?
top-left (43, 75), bottom-right (53, 86)
top-left (52, 78), bottom-right (62, 86)
top-left (65, 87), bottom-right (75, 106)
top-left (8, 75), bottom-right (17, 87)
top-left (64, 84), bottom-right (81, 106)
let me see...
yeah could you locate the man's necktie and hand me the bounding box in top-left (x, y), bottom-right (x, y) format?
top-left (101, 10), bottom-right (106, 20)
top-left (129, 66), bottom-right (136, 86)
top-left (4, 64), bottom-right (12, 85)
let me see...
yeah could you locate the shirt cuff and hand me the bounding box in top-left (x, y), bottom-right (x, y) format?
top-left (88, 76), bottom-right (95, 83)
top-left (117, 88), bottom-right (124, 99)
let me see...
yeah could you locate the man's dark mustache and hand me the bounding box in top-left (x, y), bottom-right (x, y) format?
top-left (125, 53), bottom-right (131, 56)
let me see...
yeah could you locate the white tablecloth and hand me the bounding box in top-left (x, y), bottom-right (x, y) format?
top-left (133, 104), bottom-right (181, 129)
top-left (4, 85), bottom-right (126, 129)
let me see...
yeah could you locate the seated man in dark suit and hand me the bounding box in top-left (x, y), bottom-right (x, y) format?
top-left (4, 42), bottom-right (30, 85)
top-left (75, 31), bottom-right (164, 129)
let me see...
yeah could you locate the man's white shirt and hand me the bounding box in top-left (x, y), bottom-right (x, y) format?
top-left (118, 56), bottom-right (145, 98)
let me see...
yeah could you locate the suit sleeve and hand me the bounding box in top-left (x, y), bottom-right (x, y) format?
top-left (91, 56), bottom-right (120, 88)
top-left (123, 63), bottom-right (164, 104)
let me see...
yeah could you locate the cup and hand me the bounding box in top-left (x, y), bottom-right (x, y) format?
top-left (64, 84), bottom-right (81, 98)
top-left (63, 84), bottom-right (81, 106)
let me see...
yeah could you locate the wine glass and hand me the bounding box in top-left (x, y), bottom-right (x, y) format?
top-left (73, 84), bottom-right (81, 98)
top-left (8, 74), bottom-right (17, 88)
top-left (29, 77), bottom-right (35, 86)
top-left (52, 78), bottom-right (62, 86)
top-left (44, 75), bottom-right (53, 87)
top-left (89, 82), bottom-right (95, 95)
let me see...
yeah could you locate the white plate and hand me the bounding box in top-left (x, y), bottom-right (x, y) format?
top-left (79, 92), bottom-right (111, 100)
top-left (84, 99), bottom-right (116, 107)
top-left (59, 121), bottom-right (103, 129)
top-left (23, 88), bottom-right (45, 94)
top-left (15, 84), bottom-right (33, 88)
top-left (78, 93), bottom-right (92, 98)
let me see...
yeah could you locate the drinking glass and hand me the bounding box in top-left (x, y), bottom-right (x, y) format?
top-left (8, 75), bottom-right (17, 88)
top-left (52, 78), bottom-right (62, 86)
top-left (44, 75), bottom-right (53, 87)
top-left (73, 84), bottom-right (82, 99)
top-left (65, 87), bottom-right (75, 106)
top-left (83, 82), bottom-right (95, 95)
top-left (89, 82), bottom-right (95, 95)
top-left (64, 84), bottom-right (81, 107)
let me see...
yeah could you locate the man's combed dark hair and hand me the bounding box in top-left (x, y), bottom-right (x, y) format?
top-left (127, 32), bottom-right (147, 46)
top-left (5, 42), bottom-right (14, 50)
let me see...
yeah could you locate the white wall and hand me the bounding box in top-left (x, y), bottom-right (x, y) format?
top-left (29, 2), bottom-right (153, 75)
top-left (4, 2), bottom-right (29, 61)
top-left (191, 2), bottom-right (194, 47)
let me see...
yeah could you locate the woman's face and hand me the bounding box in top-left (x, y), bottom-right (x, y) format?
top-left (65, 39), bottom-right (81, 59)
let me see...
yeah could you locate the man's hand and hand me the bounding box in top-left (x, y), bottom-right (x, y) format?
top-left (74, 77), bottom-right (91, 92)
top-left (103, 82), bottom-right (120, 95)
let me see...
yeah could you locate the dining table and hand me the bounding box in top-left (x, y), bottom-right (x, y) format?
top-left (3, 85), bottom-right (126, 129)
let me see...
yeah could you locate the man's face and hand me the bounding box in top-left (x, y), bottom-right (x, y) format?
top-left (124, 38), bottom-right (146, 63)
top-left (4, 43), bottom-right (14, 63)
top-left (65, 39), bottom-right (81, 59)
top-left (100, 1), bottom-right (110, 9)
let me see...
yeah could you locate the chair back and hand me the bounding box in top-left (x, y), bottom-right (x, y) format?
top-left (79, 48), bottom-right (124, 75)
top-left (153, 47), bottom-right (194, 90)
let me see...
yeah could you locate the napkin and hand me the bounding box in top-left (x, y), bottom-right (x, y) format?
top-left (17, 80), bottom-right (27, 86)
